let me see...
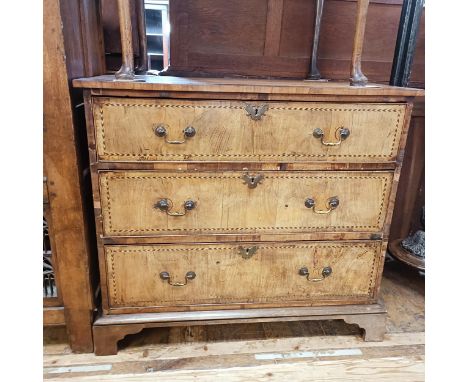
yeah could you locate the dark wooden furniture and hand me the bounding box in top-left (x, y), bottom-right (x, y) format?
top-left (166, 0), bottom-right (371, 85)
top-left (74, 74), bottom-right (423, 355)
top-left (43, 0), bottom-right (105, 352)
top-left (101, 0), bottom-right (424, 85)
top-left (112, 0), bottom-right (372, 85)
top-left (390, 0), bottom-right (425, 87)
top-left (387, 0), bottom-right (425, 268)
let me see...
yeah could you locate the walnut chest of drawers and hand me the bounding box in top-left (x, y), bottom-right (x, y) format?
top-left (74, 75), bottom-right (423, 355)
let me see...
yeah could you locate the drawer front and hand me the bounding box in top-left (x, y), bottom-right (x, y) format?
top-left (105, 241), bottom-right (382, 309)
top-left (93, 98), bottom-right (406, 163)
top-left (99, 171), bottom-right (392, 237)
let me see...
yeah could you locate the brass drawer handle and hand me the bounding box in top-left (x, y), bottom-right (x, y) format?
top-left (238, 245), bottom-right (258, 259)
top-left (242, 173), bottom-right (264, 189)
top-left (304, 196), bottom-right (339, 214)
top-left (313, 127), bottom-right (350, 146)
top-left (154, 124), bottom-right (196, 144)
top-left (160, 271), bottom-right (196, 286)
top-left (298, 266), bottom-right (332, 282)
top-left (154, 198), bottom-right (196, 216)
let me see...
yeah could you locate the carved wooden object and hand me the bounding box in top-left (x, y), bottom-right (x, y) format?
top-left (350, 0), bottom-right (370, 86)
top-left (115, 0), bottom-right (135, 80)
top-left (93, 302), bottom-right (387, 355)
top-left (74, 75), bottom-right (423, 355)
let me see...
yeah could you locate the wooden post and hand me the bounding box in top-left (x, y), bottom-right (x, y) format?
top-left (115, 0), bottom-right (135, 80)
top-left (307, 0), bottom-right (324, 80)
top-left (350, 0), bottom-right (370, 86)
top-left (44, 0), bottom-right (99, 352)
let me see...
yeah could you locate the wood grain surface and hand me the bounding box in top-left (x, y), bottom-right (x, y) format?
top-left (93, 98), bottom-right (407, 163)
top-left (73, 75), bottom-right (417, 356)
top-left (44, 0), bottom-right (97, 352)
top-left (73, 75), bottom-right (424, 97)
top-left (43, 260), bottom-right (424, 378)
top-left (104, 241), bottom-right (382, 310)
top-left (98, 171), bottom-right (393, 237)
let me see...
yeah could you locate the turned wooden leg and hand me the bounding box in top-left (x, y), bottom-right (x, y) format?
top-left (350, 0), bottom-right (370, 86)
top-left (115, 0), bottom-right (135, 80)
top-left (93, 324), bottom-right (145, 356)
top-left (343, 313), bottom-right (387, 342)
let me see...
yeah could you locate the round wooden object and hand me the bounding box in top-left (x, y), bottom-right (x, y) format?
top-left (388, 239), bottom-right (425, 271)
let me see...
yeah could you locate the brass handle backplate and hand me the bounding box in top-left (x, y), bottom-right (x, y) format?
top-left (304, 196), bottom-right (339, 214)
top-left (154, 124), bottom-right (196, 144)
top-left (298, 266), bottom-right (332, 282)
top-left (313, 127), bottom-right (350, 146)
top-left (238, 246), bottom-right (258, 259)
top-left (160, 271), bottom-right (196, 286)
top-left (154, 198), bottom-right (196, 216)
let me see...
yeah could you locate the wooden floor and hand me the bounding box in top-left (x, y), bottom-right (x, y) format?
top-left (44, 257), bottom-right (425, 381)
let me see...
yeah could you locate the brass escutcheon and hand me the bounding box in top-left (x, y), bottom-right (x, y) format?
top-left (238, 246), bottom-right (258, 259)
top-left (244, 103), bottom-right (268, 120)
top-left (242, 173), bottom-right (264, 189)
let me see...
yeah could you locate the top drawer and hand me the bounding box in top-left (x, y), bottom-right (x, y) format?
top-left (92, 98), bottom-right (406, 163)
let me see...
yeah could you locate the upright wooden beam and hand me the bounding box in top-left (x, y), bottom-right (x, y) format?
top-left (350, 0), bottom-right (370, 86)
top-left (115, 0), bottom-right (135, 79)
top-left (44, 0), bottom-right (105, 352)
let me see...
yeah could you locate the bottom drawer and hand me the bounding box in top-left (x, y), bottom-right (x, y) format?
top-left (104, 241), bottom-right (383, 312)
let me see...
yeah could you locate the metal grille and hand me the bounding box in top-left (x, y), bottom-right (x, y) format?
top-left (43, 216), bottom-right (57, 298)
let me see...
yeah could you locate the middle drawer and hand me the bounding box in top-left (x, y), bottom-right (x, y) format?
top-left (99, 171), bottom-right (392, 237)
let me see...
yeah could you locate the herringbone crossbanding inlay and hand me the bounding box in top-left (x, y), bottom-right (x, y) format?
top-left (93, 98), bottom-right (406, 162)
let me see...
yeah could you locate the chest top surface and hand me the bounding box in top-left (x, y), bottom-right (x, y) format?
top-left (73, 75), bottom-right (424, 98)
